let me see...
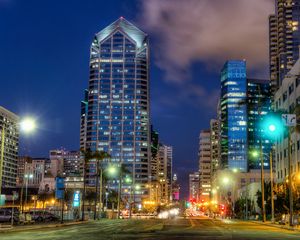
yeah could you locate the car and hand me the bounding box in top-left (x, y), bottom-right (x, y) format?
top-left (27, 211), bottom-right (59, 222)
top-left (0, 208), bottom-right (19, 223)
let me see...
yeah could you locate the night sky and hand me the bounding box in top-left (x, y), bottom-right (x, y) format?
top-left (0, 0), bottom-right (274, 198)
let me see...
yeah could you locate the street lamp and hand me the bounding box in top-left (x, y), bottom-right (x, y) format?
top-left (222, 177), bottom-right (230, 185)
top-left (261, 113), bottom-right (285, 224)
top-left (20, 117), bottom-right (37, 134)
top-left (107, 164), bottom-right (123, 219)
top-left (24, 173), bottom-right (33, 211)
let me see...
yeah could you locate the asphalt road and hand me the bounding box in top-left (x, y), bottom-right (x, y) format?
top-left (1, 217), bottom-right (300, 239)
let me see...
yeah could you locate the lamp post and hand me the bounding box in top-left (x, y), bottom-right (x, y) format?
top-left (24, 173), bottom-right (33, 210)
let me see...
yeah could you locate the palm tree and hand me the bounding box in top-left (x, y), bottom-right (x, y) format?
top-left (80, 148), bottom-right (93, 221)
top-left (92, 150), bottom-right (110, 220)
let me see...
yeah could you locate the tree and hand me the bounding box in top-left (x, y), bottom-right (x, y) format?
top-left (92, 150), bottom-right (110, 219)
top-left (80, 148), bottom-right (94, 221)
top-left (38, 191), bottom-right (54, 212)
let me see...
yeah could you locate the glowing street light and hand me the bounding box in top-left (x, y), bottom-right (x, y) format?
top-left (20, 117), bottom-right (37, 134)
top-left (107, 165), bottom-right (118, 176)
top-left (222, 177), bottom-right (230, 185)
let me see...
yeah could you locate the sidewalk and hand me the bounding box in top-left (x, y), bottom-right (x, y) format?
top-left (0, 220), bottom-right (88, 233)
top-left (251, 220), bottom-right (300, 232)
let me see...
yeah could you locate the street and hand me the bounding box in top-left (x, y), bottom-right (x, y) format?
top-left (1, 217), bottom-right (300, 240)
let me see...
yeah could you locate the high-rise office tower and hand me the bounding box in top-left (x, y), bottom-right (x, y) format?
top-left (220, 60), bottom-right (248, 172)
top-left (0, 106), bottom-right (19, 189)
top-left (80, 89), bottom-right (88, 151)
top-left (210, 119), bottom-right (220, 179)
top-left (82, 17), bottom-right (150, 202)
top-left (198, 130), bottom-right (211, 200)
top-left (150, 126), bottom-right (159, 181)
top-left (220, 61), bottom-right (272, 172)
top-left (157, 144), bottom-right (173, 204)
top-left (269, 0), bottom-right (300, 90)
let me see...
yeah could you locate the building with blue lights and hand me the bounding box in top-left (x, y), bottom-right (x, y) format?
top-left (221, 60), bottom-right (248, 172)
top-left (220, 60), bottom-right (272, 173)
top-left (81, 17), bottom-right (150, 202)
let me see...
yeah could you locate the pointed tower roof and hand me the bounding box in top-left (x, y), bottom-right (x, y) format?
top-left (95, 17), bottom-right (148, 48)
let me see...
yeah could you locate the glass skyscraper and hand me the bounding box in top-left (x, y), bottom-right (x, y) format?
top-left (220, 61), bottom-right (272, 172)
top-left (247, 79), bottom-right (272, 170)
top-left (81, 18), bottom-right (150, 201)
top-left (221, 60), bottom-right (248, 172)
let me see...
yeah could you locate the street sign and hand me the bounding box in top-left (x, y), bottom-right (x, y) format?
top-left (73, 191), bottom-right (80, 207)
top-left (282, 114), bottom-right (297, 127)
top-left (55, 177), bottom-right (65, 200)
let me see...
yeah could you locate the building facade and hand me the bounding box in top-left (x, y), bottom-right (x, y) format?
top-left (220, 61), bottom-right (273, 173)
top-left (269, 0), bottom-right (300, 90)
top-left (80, 89), bottom-right (88, 151)
top-left (82, 17), bottom-right (150, 202)
top-left (247, 78), bottom-right (272, 170)
top-left (150, 126), bottom-right (159, 181)
top-left (17, 157), bottom-right (46, 188)
top-left (63, 150), bottom-right (82, 177)
top-left (210, 119), bottom-right (220, 180)
top-left (157, 144), bottom-right (173, 204)
top-left (220, 60), bottom-right (248, 172)
top-left (0, 106), bottom-right (19, 189)
top-left (49, 149), bottom-right (65, 178)
top-left (189, 172), bottom-right (199, 201)
top-left (198, 130), bottom-right (211, 200)
top-left (274, 58), bottom-right (300, 183)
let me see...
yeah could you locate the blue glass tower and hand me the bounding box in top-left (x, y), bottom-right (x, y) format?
top-left (220, 60), bottom-right (248, 172)
top-left (82, 18), bottom-right (150, 201)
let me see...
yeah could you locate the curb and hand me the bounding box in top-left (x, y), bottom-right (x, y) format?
top-left (0, 221), bottom-right (88, 233)
top-left (250, 221), bottom-right (300, 232)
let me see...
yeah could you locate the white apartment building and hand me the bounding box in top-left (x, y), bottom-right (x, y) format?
top-left (274, 58), bottom-right (300, 183)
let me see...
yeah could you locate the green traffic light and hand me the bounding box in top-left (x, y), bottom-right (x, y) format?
top-left (261, 113), bottom-right (285, 139)
top-left (268, 124), bottom-right (276, 132)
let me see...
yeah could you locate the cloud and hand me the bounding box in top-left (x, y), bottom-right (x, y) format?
top-left (139, 0), bottom-right (274, 82)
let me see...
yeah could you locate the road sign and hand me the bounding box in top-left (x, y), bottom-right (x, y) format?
top-left (282, 114), bottom-right (297, 127)
top-left (55, 177), bottom-right (65, 200)
top-left (73, 191), bottom-right (80, 207)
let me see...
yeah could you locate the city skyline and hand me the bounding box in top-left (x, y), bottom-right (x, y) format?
top-left (0, 0), bottom-right (276, 198)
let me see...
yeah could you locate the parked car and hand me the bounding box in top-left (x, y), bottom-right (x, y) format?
top-left (0, 208), bottom-right (19, 223)
top-left (27, 211), bottom-right (59, 222)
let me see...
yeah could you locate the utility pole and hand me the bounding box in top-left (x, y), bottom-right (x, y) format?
top-left (260, 140), bottom-right (266, 222)
top-left (245, 184), bottom-right (248, 220)
top-left (270, 150), bottom-right (275, 223)
top-left (117, 166), bottom-right (122, 219)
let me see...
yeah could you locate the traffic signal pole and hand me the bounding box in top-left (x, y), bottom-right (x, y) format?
top-left (270, 150), bottom-right (275, 223)
top-left (288, 128), bottom-right (293, 227)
